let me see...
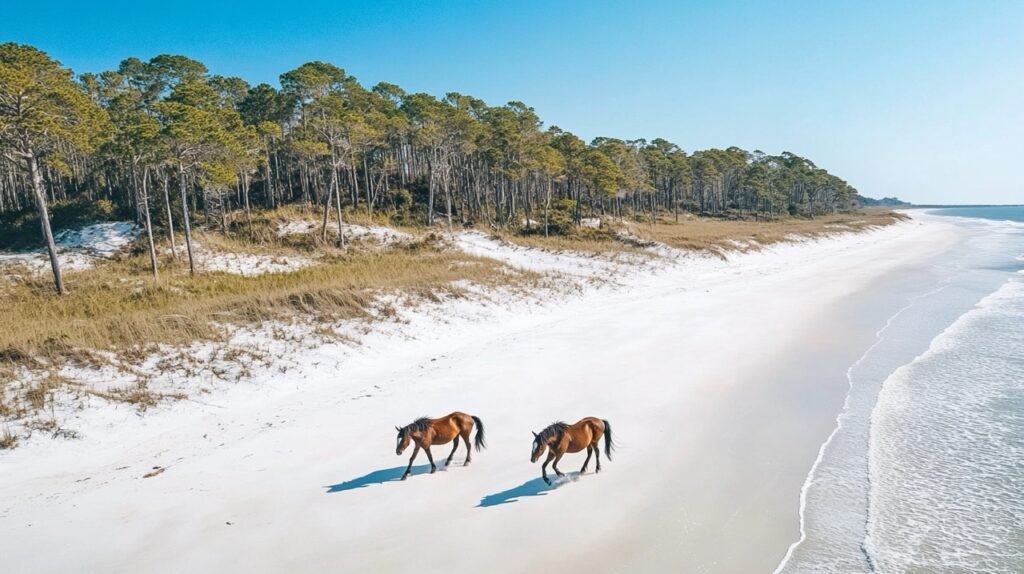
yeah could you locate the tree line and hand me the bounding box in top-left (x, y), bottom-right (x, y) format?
top-left (0, 42), bottom-right (859, 294)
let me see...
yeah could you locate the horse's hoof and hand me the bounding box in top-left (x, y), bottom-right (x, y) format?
top-left (543, 477), bottom-right (552, 485)
top-left (430, 467), bottom-right (436, 474)
top-left (463, 461), bottom-right (471, 466)
top-left (400, 474), bottom-right (409, 481)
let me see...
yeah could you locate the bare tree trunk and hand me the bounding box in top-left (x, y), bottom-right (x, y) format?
top-left (349, 153), bottom-right (359, 208)
top-left (427, 157), bottom-right (435, 227)
top-left (334, 164), bottom-right (346, 249)
top-left (264, 141), bottom-right (275, 209)
top-left (162, 174), bottom-right (177, 259)
top-left (179, 162), bottom-right (196, 275)
top-left (141, 166), bottom-right (158, 279)
top-left (321, 175), bottom-right (332, 243)
top-left (443, 164), bottom-right (453, 233)
top-left (544, 176), bottom-right (552, 237)
top-left (363, 155), bottom-right (373, 218)
top-left (321, 152), bottom-right (347, 249)
top-left (274, 149), bottom-right (284, 206)
top-left (242, 171), bottom-right (253, 239)
top-left (28, 152), bottom-right (64, 294)
top-left (673, 180), bottom-right (679, 223)
top-left (219, 187), bottom-right (228, 232)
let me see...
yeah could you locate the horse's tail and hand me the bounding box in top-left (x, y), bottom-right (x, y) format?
top-left (472, 415), bottom-right (487, 451)
top-left (602, 419), bottom-right (615, 460)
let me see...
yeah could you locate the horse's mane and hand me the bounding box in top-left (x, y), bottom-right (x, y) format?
top-left (536, 421), bottom-right (570, 443)
top-left (400, 417), bottom-right (432, 436)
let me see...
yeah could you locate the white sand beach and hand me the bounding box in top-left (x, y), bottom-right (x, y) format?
top-left (0, 213), bottom-right (963, 573)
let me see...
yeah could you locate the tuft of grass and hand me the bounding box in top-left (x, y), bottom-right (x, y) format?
top-left (91, 382), bottom-right (183, 412)
top-left (25, 384), bottom-right (49, 411)
top-left (0, 429), bottom-right (17, 450)
top-left (26, 418), bottom-right (80, 440)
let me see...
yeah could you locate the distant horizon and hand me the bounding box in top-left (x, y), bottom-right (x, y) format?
top-left (5, 1), bottom-right (1023, 205)
top-left (909, 203), bottom-right (1019, 207)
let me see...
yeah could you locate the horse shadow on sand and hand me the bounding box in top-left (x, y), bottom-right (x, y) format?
top-left (326, 465), bottom-right (433, 494)
top-left (477, 472), bottom-right (580, 508)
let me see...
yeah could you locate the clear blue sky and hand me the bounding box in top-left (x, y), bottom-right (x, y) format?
top-left (5, 1), bottom-right (1023, 204)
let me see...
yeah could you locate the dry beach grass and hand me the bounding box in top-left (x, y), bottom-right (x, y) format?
top-left (0, 246), bottom-right (521, 359)
top-left (0, 235), bottom-right (533, 433)
top-left (487, 209), bottom-right (904, 256)
top-left (635, 209), bottom-right (906, 255)
top-left (0, 208), bottom-right (900, 446)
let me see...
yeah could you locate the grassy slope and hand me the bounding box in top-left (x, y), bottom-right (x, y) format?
top-left (635, 210), bottom-right (907, 255)
top-left (493, 209), bottom-right (905, 256)
top-left (0, 207), bottom-right (903, 443)
top-left (0, 245), bottom-right (519, 360)
top-left (1, 209), bottom-right (903, 358)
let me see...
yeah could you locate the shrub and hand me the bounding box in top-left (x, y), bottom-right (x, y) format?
top-left (385, 188), bottom-right (415, 224)
top-left (520, 198), bottom-right (576, 236)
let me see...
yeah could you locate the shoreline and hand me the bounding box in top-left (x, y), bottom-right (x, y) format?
top-left (0, 214), bottom-right (962, 573)
top-left (778, 209), bottom-right (1024, 572)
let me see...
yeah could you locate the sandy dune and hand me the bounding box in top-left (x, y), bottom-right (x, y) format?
top-left (0, 214), bottom-right (959, 573)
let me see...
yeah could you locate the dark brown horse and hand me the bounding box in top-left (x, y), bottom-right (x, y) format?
top-left (531, 417), bottom-right (614, 485)
top-left (396, 412), bottom-right (486, 480)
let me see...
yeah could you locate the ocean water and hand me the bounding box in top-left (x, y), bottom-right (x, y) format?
top-left (929, 205), bottom-right (1024, 223)
top-left (866, 279), bottom-right (1024, 572)
top-left (778, 207), bottom-right (1024, 573)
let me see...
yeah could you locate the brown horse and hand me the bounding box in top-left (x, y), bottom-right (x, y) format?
top-left (395, 412), bottom-right (486, 480)
top-left (530, 417), bottom-right (614, 485)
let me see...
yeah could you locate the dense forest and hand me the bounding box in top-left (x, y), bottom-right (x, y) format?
top-left (1, 42), bottom-right (859, 293)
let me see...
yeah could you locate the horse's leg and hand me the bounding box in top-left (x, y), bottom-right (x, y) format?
top-left (580, 446), bottom-right (593, 474)
top-left (445, 436), bottom-right (460, 467)
top-left (424, 446), bottom-right (437, 474)
top-left (541, 451), bottom-right (555, 485)
top-left (552, 452), bottom-right (565, 478)
top-left (401, 444), bottom-right (421, 481)
top-left (462, 430), bottom-right (472, 465)
top-left (594, 444), bottom-right (602, 473)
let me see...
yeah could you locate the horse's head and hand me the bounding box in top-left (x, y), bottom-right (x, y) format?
top-left (530, 430), bottom-right (546, 463)
top-left (395, 426), bottom-right (412, 455)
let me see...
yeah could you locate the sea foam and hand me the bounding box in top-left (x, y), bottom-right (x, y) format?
top-left (865, 279), bottom-right (1024, 573)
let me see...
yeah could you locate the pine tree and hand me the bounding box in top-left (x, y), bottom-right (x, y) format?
top-left (0, 43), bottom-right (108, 293)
